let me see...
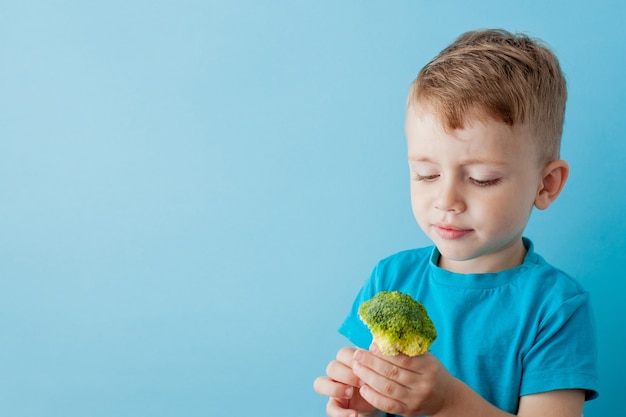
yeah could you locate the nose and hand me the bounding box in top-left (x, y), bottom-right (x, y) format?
top-left (434, 178), bottom-right (466, 213)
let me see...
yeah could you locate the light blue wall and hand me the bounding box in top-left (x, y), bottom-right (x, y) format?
top-left (1, 1), bottom-right (623, 415)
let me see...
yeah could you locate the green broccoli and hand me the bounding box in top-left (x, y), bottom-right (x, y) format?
top-left (358, 291), bottom-right (437, 357)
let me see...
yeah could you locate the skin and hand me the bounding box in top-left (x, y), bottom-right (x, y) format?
top-left (405, 102), bottom-right (568, 274)
top-left (313, 101), bottom-right (583, 416)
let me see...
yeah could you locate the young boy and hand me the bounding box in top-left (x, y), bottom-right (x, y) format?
top-left (314, 29), bottom-right (599, 417)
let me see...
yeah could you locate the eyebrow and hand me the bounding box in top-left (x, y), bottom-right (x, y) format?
top-left (408, 157), bottom-right (509, 167)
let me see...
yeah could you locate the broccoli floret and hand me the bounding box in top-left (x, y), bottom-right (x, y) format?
top-left (358, 291), bottom-right (437, 357)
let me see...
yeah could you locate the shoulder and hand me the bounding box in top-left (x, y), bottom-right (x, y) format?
top-left (521, 247), bottom-right (588, 299)
top-left (515, 245), bottom-right (593, 329)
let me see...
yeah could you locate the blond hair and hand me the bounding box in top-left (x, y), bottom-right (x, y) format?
top-left (410, 29), bottom-right (567, 165)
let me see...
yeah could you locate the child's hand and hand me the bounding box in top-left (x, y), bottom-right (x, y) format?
top-left (313, 346), bottom-right (380, 417)
top-left (351, 343), bottom-right (454, 417)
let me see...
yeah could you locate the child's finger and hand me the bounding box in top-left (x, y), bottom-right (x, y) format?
top-left (326, 358), bottom-right (361, 388)
top-left (358, 383), bottom-right (406, 416)
top-left (353, 356), bottom-right (410, 401)
top-left (353, 348), bottom-right (415, 388)
top-left (335, 346), bottom-right (357, 365)
top-left (326, 397), bottom-right (358, 417)
top-left (313, 376), bottom-right (354, 400)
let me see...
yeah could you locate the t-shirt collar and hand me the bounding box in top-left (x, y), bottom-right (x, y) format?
top-left (429, 237), bottom-right (536, 289)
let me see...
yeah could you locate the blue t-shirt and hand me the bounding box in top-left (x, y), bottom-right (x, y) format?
top-left (339, 238), bottom-right (599, 414)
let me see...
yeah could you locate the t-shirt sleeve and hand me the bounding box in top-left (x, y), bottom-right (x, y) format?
top-left (520, 291), bottom-right (599, 400)
top-left (337, 265), bottom-right (382, 349)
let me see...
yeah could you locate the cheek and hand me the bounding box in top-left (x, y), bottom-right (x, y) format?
top-left (409, 188), bottom-right (426, 213)
top-left (410, 184), bottom-right (429, 204)
top-left (410, 189), bottom-right (435, 229)
top-left (476, 190), bottom-right (534, 225)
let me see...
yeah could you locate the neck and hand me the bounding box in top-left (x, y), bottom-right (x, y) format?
top-left (438, 239), bottom-right (527, 274)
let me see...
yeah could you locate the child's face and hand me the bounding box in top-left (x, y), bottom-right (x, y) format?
top-left (406, 103), bottom-right (544, 274)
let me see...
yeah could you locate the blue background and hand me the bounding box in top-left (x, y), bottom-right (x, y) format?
top-left (1, 1), bottom-right (624, 416)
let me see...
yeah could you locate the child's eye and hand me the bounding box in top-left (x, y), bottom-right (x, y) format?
top-left (413, 174), bottom-right (439, 182)
top-left (469, 177), bottom-right (502, 187)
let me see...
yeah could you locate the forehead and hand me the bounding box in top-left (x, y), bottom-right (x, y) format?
top-left (405, 102), bottom-right (535, 162)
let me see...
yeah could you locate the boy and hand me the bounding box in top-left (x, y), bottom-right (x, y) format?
top-left (314, 29), bottom-right (599, 417)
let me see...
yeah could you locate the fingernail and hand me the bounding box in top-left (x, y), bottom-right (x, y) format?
top-left (344, 386), bottom-right (353, 398)
top-left (369, 343), bottom-right (378, 353)
top-left (353, 350), bottom-right (363, 361)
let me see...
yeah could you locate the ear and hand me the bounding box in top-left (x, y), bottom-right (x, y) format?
top-left (534, 160), bottom-right (569, 210)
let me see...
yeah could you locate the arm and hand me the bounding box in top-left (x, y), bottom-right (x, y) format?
top-left (517, 390), bottom-right (585, 417)
top-left (352, 345), bottom-right (585, 417)
top-left (434, 377), bottom-right (584, 417)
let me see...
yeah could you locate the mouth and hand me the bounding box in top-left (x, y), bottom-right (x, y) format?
top-left (433, 223), bottom-right (474, 240)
